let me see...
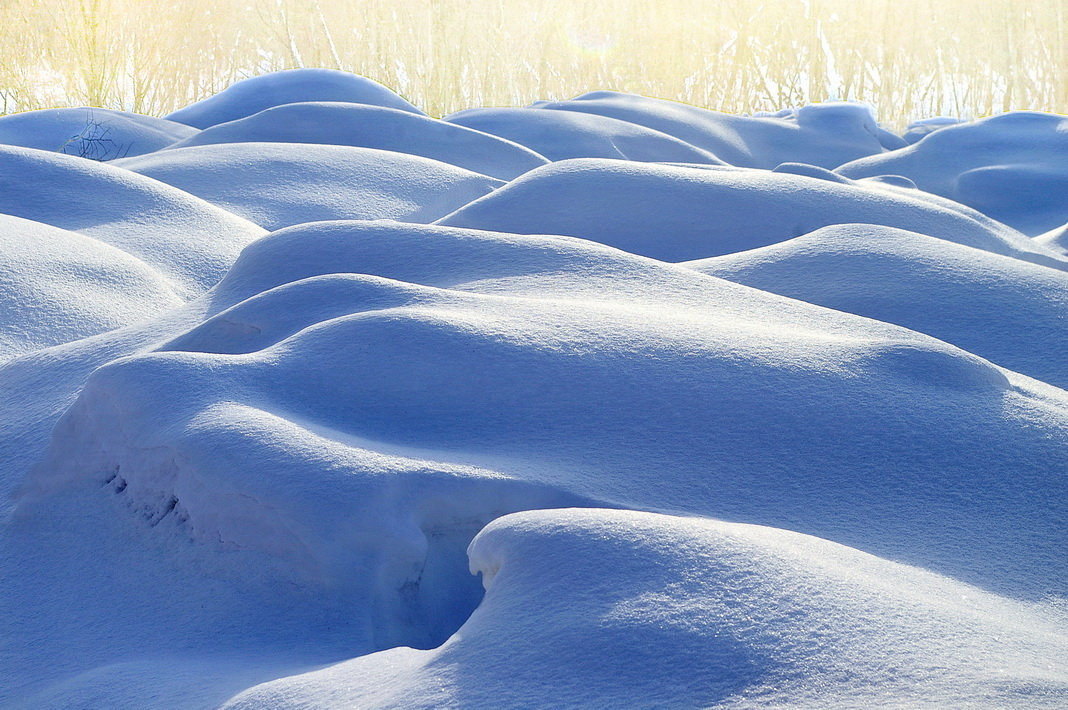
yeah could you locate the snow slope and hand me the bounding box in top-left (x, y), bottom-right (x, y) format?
top-left (2, 70), bottom-right (1067, 709)
top-left (0, 145), bottom-right (265, 297)
top-left (837, 112), bottom-right (1068, 235)
top-left (0, 107), bottom-right (197, 159)
top-left (438, 159), bottom-right (1065, 266)
top-left (446, 106), bottom-right (725, 163)
top-left (113, 142), bottom-right (503, 230)
top-left (538, 92), bottom-right (898, 168)
top-left (0, 213), bottom-right (182, 360)
top-left (688, 223), bottom-right (1068, 389)
top-left (165, 102), bottom-right (547, 180)
top-left (1037, 222), bottom-right (1068, 256)
top-left (164, 68), bottom-right (424, 128)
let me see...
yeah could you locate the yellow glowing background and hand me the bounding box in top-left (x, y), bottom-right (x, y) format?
top-left (0, 0), bottom-right (1064, 127)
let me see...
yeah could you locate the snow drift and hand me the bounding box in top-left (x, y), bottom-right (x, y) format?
top-left (113, 142), bottom-right (502, 230)
top-left (536, 92), bottom-right (903, 168)
top-left (225, 508), bottom-right (1068, 709)
top-left (438, 159), bottom-right (1064, 266)
top-left (164, 68), bottom-right (424, 128)
top-left (688, 223), bottom-right (1068, 389)
top-left (837, 111), bottom-right (1068, 235)
top-left (0, 107), bottom-right (197, 159)
top-left (446, 106), bottom-right (725, 164)
top-left (2, 70), bottom-right (1067, 709)
top-left (166, 102), bottom-right (548, 180)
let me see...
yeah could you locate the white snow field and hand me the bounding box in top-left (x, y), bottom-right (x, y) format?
top-left (0, 69), bottom-right (1066, 709)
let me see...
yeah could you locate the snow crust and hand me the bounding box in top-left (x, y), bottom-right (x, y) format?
top-left (2, 71), bottom-right (1067, 709)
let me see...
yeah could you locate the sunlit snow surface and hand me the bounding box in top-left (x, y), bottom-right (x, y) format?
top-left (1, 69), bottom-right (1066, 708)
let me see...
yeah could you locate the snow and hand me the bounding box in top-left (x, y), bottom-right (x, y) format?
top-left (164, 68), bottom-right (424, 128)
top-left (446, 106), bottom-right (726, 163)
top-left (165, 102), bottom-right (548, 180)
top-left (0, 213), bottom-right (181, 360)
top-left (437, 158), bottom-right (1065, 266)
top-left (0, 107), bottom-right (197, 159)
top-left (2, 70), bottom-right (1067, 709)
top-left (1037, 222), bottom-right (1068, 256)
top-left (0, 145), bottom-right (265, 297)
top-left (536, 92), bottom-right (899, 168)
top-left (225, 509), bottom-right (1068, 709)
top-left (837, 111), bottom-right (1068, 235)
top-left (902, 116), bottom-right (962, 144)
top-left (688, 223), bottom-right (1068, 389)
top-left (113, 142), bottom-right (503, 230)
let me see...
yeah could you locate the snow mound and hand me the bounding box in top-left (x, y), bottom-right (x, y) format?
top-left (437, 159), bottom-right (1063, 266)
top-left (112, 142), bottom-right (503, 230)
top-left (837, 111), bottom-right (1068, 235)
top-left (902, 116), bottom-right (962, 144)
top-left (0, 213), bottom-right (182, 360)
top-left (446, 106), bottom-right (725, 164)
top-left (5, 72), bottom-right (1068, 708)
top-left (538, 92), bottom-right (895, 168)
top-left (0, 145), bottom-right (265, 296)
top-left (0, 107), bottom-right (196, 159)
top-left (25, 222), bottom-right (1068, 603)
top-left (165, 102), bottom-right (547, 180)
top-left (224, 508), bottom-right (1068, 709)
top-left (164, 68), bottom-right (423, 128)
top-left (688, 223), bottom-right (1068, 389)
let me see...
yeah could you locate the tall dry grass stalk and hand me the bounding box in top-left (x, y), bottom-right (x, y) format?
top-left (0, 0), bottom-right (1064, 127)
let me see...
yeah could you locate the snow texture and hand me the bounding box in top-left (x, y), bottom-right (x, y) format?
top-left (1, 72), bottom-right (1067, 709)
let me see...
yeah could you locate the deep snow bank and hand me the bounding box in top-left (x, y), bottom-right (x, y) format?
top-left (4, 69), bottom-right (1068, 709)
top-left (24, 222), bottom-right (1068, 603)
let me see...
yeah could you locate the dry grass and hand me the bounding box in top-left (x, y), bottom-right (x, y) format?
top-left (0, 0), bottom-right (1064, 127)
